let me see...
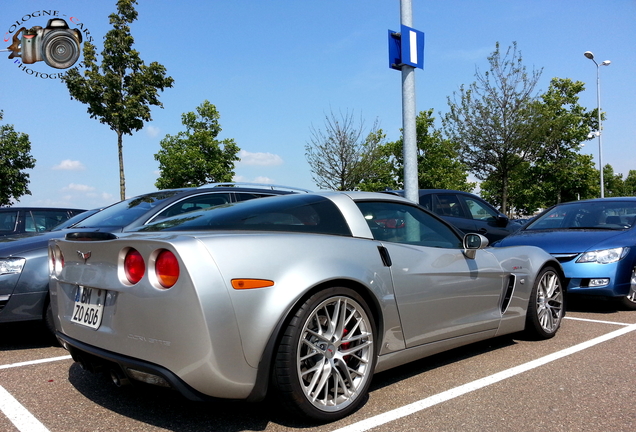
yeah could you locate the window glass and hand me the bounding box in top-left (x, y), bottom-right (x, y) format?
top-left (153, 193), bottom-right (232, 220)
top-left (527, 201), bottom-right (636, 230)
top-left (31, 210), bottom-right (73, 232)
top-left (463, 197), bottom-right (497, 221)
top-left (0, 211), bottom-right (18, 233)
top-left (356, 201), bottom-right (462, 248)
top-left (418, 194), bottom-right (432, 211)
top-left (73, 190), bottom-right (187, 228)
top-left (434, 194), bottom-right (466, 218)
top-left (235, 192), bottom-right (278, 201)
top-left (140, 194), bottom-right (352, 236)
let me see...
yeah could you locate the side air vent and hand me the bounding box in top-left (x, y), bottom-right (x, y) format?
top-left (501, 275), bottom-right (516, 313)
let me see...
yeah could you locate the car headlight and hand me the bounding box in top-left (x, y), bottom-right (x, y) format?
top-left (576, 247), bottom-right (629, 264)
top-left (0, 257), bottom-right (26, 275)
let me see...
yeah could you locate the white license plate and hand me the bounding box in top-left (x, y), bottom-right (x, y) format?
top-left (72, 286), bottom-right (106, 329)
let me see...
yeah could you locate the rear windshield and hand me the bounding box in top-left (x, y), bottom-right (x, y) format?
top-left (72, 191), bottom-right (187, 229)
top-left (526, 201), bottom-right (636, 230)
top-left (138, 194), bottom-right (351, 236)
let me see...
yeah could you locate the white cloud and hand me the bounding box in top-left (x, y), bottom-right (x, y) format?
top-left (238, 150), bottom-right (284, 166)
top-left (53, 160), bottom-right (85, 171)
top-left (64, 183), bottom-right (95, 192)
top-left (146, 125), bottom-right (160, 138)
top-left (253, 176), bottom-right (275, 184)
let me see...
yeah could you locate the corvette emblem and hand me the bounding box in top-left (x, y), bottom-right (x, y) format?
top-left (77, 251), bottom-right (91, 264)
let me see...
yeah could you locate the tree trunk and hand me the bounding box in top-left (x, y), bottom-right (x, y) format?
top-left (118, 130), bottom-right (126, 200)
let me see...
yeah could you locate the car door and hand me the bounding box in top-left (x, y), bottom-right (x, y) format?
top-left (431, 193), bottom-right (478, 235)
top-left (357, 201), bottom-right (505, 348)
top-left (459, 194), bottom-right (511, 242)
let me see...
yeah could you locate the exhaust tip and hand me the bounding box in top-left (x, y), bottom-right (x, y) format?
top-left (110, 368), bottom-right (131, 387)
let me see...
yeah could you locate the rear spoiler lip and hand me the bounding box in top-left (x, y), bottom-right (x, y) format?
top-left (65, 232), bottom-right (118, 241)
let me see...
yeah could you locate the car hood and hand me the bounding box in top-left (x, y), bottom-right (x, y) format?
top-left (0, 231), bottom-right (65, 255)
top-left (494, 229), bottom-right (629, 254)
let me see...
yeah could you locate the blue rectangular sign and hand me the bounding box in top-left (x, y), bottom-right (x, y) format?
top-left (400, 24), bottom-right (425, 69)
top-left (388, 25), bottom-right (425, 70)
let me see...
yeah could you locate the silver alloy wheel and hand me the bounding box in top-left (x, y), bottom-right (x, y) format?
top-left (296, 295), bottom-right (374, 413)
top-left (535, 269), bottom-right (564, 333)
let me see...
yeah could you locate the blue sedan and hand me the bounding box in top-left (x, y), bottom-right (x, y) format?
top-left (493, 197), bottom-right (636, 309)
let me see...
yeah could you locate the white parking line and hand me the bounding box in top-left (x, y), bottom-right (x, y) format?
top-left (0, 356), bottom-right (72, 371)
top-left (564, 316), bottom-right (632, 326)
top-left (332, 323), bottom-right (636, 432)
top-left (0, 385), bottom-right (50, 432)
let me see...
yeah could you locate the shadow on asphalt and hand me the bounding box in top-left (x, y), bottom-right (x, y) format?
top-left (0, 320), bottom-right (58, 351)
top-left (67, 363), bottom-right (324, 431)
top-left (566, 295), bottom-right (624, 314)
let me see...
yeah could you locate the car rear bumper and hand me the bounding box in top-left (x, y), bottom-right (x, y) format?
top-left (57, 331), bottom-right (214, 401)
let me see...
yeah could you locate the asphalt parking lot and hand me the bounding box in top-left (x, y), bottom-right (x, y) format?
top-left (1, 296), bottom-right (635, 432)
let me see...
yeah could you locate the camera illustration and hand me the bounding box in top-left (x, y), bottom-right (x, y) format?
top-left (7, 18), bottom-right (82, 69)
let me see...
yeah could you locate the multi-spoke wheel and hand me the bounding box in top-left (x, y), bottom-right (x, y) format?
top-left (619, 266), bottom-right (636, 310)
top-left (273, 287), bottom-right (376, 422)
top-left (525, 266), bottom-right (564, 339)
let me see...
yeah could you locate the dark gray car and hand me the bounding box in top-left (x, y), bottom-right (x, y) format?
top-left (0, 207), bottom-right (86, 236)
top-left (393, 189), bottom-right (521, 243)
top-left (0, 184), bottom-right (307, 332)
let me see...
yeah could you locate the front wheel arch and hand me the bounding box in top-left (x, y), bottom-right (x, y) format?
top-left (524, 264), bottom-right (566, 339)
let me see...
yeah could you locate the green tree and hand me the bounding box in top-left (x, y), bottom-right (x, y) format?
top-left (603, 164), bottom-right (625, 197)
top-left (62, 0), bottom-right (174, 200)
top-left (305, 110), bottom-right (384, 191)
top-left (154, 101), bottom-right (240, 189)
top-left (361, 109), bottom-right (474, 192)
top-left (443, 42), bottom-right (542, 214)
top-left (0, 111), bottom-right (36, 206)
top-left (624, 170), bottom-right (636, 196)
top-left (499, 78), bottom-right (599, 213)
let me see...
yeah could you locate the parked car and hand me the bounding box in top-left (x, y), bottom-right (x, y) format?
top-left (0, 183), bottom-right (306, 332)
top-left (493, 197), bottom-right (636, 309)
top-left (0, 207), bottom-right (86, 237)
top-left (391, 189), bottom-right (521, 242)
top-left (50, 191), bottom-right (564, 422)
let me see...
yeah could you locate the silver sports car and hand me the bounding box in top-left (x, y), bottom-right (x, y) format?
top-left (49, 191), bottom-right (565, 422)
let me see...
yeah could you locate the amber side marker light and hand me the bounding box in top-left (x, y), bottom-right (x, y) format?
top-left (231, 279), bottom-right (275, 290)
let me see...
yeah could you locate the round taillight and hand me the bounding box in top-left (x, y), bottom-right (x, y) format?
top-left (124, 249), bottom-right (145, 284)
top-left (155, 250), bottom-right (179, 288)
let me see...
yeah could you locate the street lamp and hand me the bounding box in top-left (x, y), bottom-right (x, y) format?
top-left (584, 51), bottom-right (610, 198)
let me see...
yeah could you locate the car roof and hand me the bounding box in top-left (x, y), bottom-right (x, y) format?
top-left (0, 206), bottom-right (85, 211)
top-left (553, 196), bottom-right (636, 205)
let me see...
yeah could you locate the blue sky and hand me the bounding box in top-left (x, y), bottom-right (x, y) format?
top-left (2, 0), bottom-right (634, 209)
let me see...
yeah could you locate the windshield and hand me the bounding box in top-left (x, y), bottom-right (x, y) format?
top-left (138, 194), bottom-right (352, 236)
top-left (526, 201), bottom-right (636, 231)
top-left (72, 190), bottom-right (187, 229)
top-left (52, 209), bottom-right (100, 231)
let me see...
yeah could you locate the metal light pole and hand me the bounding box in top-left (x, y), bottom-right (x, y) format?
top-left (584, 51), bottom-right (610, 198)
top-left (400, 0), bottom-right (419, 203)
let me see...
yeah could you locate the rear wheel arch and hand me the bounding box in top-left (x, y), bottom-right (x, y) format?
top-left (246, 279), bottom-right (382, 404)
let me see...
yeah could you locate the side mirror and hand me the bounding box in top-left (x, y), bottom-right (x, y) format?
top-left (496, 214), bottom-right (509, 227)
top-left (463, 233), bottom-right (489, 259)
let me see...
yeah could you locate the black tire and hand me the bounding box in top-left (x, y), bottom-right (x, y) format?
top-left (273, 287), bottom-right (377, 422)
top-left (618, 266), bottom-right (636, 310)
top-left (525, 266), bottom-right (565, 339)
top-left (44, 299), bottom-right (56, 335)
